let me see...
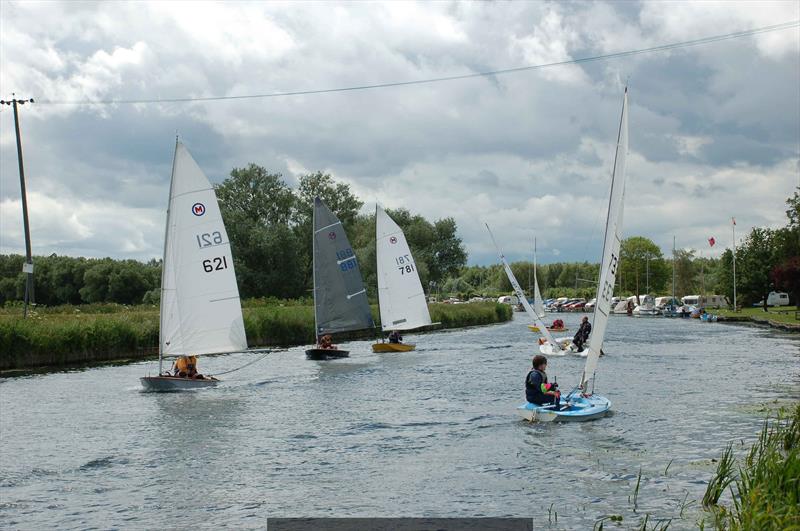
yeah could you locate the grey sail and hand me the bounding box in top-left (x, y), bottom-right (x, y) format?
top-left (312, 197), bottom-right (375, 336)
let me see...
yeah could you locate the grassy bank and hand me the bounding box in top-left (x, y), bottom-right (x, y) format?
top-left (702, 404), bottom-right (800, 529)
top-left (716, 306), bottom-right (799, 325)
top-left (0, 301), bottom-right (512, 371)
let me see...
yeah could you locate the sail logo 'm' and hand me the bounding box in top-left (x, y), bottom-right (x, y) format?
top-left (389, 236), bottom-right (397, 244)
top-left (192, 203), bottom-right (206, 216)
top-left (328, 232), bottom-right (337, 240)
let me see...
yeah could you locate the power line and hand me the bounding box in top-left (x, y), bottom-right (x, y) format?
top-left (36, 20), bottom-right (799, 106)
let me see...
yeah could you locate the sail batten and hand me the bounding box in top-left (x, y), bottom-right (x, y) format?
top-left (312, 197), bottom-right (374, 336)
top-left (160, 142), bottom-right (247, 359)
top-left (375, 205), bottom-right (433, 331)
top-left (582, 89), bottom-right (629, 389)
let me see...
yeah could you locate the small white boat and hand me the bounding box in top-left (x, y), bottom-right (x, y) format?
top-left (517, 88), bottom-right (630, 422)
top-left (140, 141), bottom-right (248, 392)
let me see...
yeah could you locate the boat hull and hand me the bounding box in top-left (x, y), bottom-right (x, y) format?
top-left (372, 343), bottom-right (415, 353)
top-left (140, 376), bottom-right (219, 392)
top-left (516, 394), bottom-right (610, 422)
top-left (305, 348), bottom-right (350, 360)
top-left (528, 325), bottom-right (569, 332)
top-left (538, 336), bottom-right (573, 356)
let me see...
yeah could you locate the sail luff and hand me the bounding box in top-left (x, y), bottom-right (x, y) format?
top-left (158, 140), bottom-right (180, 374)
top-left (582, 88), bottom-right (629, 389)
top-left (486, 224), bottom-right (562, 350)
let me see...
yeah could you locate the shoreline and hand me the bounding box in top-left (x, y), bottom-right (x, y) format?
top-left (717, 314), bottom-right (800, 333)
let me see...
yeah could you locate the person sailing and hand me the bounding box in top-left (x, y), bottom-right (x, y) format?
top-left (173, 355), bottom-right (199, 378)
top-left (573, 316), bottom-right (592, 352)
top-left (388, 330), bottom-right (403, 344)
top-left (318, 334), bottom-right (337, 350)
top-left (525, 355), bottom-right (560, 408)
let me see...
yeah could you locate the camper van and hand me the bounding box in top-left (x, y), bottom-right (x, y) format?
top-left (497, 295), bottom-right (519, 305)
top-left (756, 292), bottom-right (790, 307)
top-left (681, 295), bottom-right (729, 309)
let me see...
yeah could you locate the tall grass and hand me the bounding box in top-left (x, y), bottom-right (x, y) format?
top-left (1, 301), bottom-right (511, 370)
top-left (702, 404), bottom-right (800, 529)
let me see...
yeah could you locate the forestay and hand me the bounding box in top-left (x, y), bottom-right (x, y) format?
top-left (582, 89), bottom-right (629, 390)
top-left (160, 142), bottom-right (247, 358)
top-left (312, 197), bottom-right (375, 337)
top-left (486, 224), bottom-right (563, 352)
top-left (376, 205), bottom-right (432, 331)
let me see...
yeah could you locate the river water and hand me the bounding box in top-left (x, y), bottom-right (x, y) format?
top-left (1, 312), bottom-right (798, 529)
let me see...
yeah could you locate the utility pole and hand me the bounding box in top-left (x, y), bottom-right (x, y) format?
top-left (732, 217), bottom-right (737, 312)
top-left (1, 95), bottom-right (35, 317)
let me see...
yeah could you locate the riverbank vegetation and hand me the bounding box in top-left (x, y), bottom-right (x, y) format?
top-left (0, 301), bottom-right (511, 371)
top-left (717, 306), bottom-right (799, 325)
top-left (702, 404), bottom-right (799, 529)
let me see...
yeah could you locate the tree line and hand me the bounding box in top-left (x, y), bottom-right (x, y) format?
top-left (0, 166), bottom-right (467, 306)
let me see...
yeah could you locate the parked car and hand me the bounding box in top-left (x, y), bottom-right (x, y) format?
top-left (584, 298), bottom-right (597, 311)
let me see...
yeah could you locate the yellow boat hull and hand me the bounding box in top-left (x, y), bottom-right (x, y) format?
top-left (372, 343), bottom-right (416, 353)
top-left (528, 325), bottom-right (569, 332)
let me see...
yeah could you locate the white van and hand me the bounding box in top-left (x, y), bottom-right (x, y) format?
top-left (497, 295), bottom-right (519, 305)
top-left (758, 291), bottom-right (790, 307)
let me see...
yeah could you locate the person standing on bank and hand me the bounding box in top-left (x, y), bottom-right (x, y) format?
top-left (525, 355), bottom-right (560, 407)
top-left (573, 316), bottom-right (592, 352)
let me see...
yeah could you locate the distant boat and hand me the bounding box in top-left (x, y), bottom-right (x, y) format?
top-left (528, 238), bottom-right (569, 333)
top-left (140, 141), bottom-right (248, 391)
top-left (372, 205), bottom-right (433, 353)
top-left (306, 197), bottom-right (375, 360)
top-left (518, 88), bottom-right (629, 422)
top-left (485, 225), bottom-right (568, 357)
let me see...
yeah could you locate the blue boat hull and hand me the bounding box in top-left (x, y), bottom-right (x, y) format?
top-left (517, 394), bottom-right (611, 422)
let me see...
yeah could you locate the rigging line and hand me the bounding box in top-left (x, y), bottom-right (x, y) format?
top-left (35, 20), bottom-right (799, 106)
top-left (210, 349), bottom-right (276, 376)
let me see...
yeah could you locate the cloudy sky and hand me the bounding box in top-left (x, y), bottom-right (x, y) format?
top-left (1, 1), bottom-right (798, 266)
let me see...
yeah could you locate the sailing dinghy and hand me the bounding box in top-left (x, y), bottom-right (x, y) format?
top-left (372, 205), bottom-right (433, 353)
top-left (518, 88), bottom-right (629, 422)
top-left (140, 141), bottom-right (248, 391)
top-left (306, 197), bottom-right (375, 360)
top-left (486, 225), bottom-right (568, 357)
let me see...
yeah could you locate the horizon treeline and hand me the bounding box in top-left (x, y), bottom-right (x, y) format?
top-left (0, 167), bottom-right (467, 306)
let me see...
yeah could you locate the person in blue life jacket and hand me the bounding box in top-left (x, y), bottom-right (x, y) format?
top-left (525, 355), bottom-right (560, 407)
top-left (388, 330), bottom-right (402, 343)
top-left (573, 316), bottom-right (591, 352)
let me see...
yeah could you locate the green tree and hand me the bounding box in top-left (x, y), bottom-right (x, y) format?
top-left (619, 236), bottom-right (668, 297)
top-left (738, 227), bottom-right (776, 309)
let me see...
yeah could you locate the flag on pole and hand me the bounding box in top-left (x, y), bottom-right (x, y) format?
top-left (708, 237), bottom-right (716, 247)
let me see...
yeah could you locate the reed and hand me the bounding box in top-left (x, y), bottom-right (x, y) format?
top-left (702, 404), bottom-right (800, 529)
top-left (1, 301), bottom-right (511, 370)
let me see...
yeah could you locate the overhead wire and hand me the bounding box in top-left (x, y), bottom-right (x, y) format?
top-left (34, 20), bottom-right (799, 105)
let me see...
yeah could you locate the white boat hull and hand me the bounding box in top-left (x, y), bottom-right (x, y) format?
top-left (140, 376), bottom-right (219, 392)
top-left (538, 336), bottom-right (573, 356)
top-left (516, 394), bottom-right (610, 422)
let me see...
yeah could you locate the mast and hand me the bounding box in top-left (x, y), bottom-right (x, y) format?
top-left (158, 139), bottom-right (179, 375)
top-left (672, 235), bottom-right (676, 306)
top-left (312, 200), bottom-right (319, 344)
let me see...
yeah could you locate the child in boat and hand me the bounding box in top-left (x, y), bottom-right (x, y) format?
top-left (388, 330), bottom-right (402, 343)
top-left (319, 334), bottom-right (337, 350)
top-left (525, 355), bottom-right (560, 407)
top-left (173, 355), bottom-right (199, 378)
top-left (551, 318), bottom-right (564, 329)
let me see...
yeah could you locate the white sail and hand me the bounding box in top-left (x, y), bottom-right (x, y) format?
top-left (376, 205), bottom-right (432, 331)
top-left (582, 89), bottom-right (629, 390)
top-left (160, 142), bottom-right (247, 358)
top-left (532, 238), bottom-right (546, 319)
top-left (486, 224), bottom-right (563, 352)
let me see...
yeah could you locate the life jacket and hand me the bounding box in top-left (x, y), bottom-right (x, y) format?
top-left (175, 356), bottom-right (190, 373)
top-left (525, 369), bottom-right (548, 404)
